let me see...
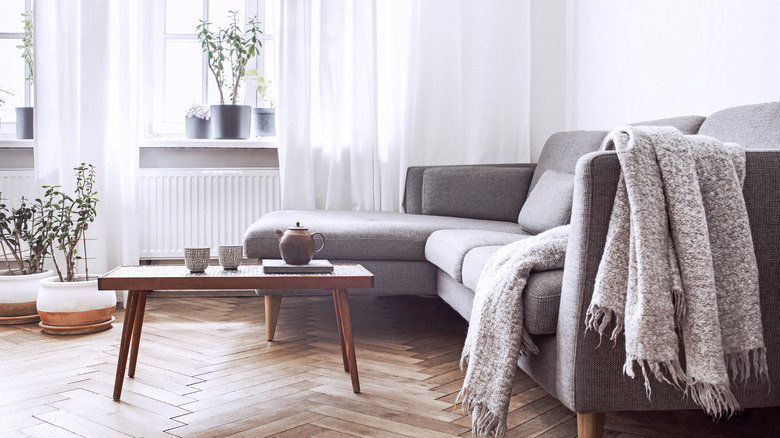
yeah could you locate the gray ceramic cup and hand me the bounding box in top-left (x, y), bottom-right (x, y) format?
top-left (218, 245), bottom-right (243, 270)
top-left (184, 247), bottom-right (211, 273)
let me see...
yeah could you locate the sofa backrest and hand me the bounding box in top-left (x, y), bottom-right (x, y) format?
top-left (697, 101), bottom-right (780, 149)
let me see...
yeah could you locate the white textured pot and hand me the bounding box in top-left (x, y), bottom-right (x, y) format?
top-left (37, 275), bottom-right (116, 335)
top-left (0, 269), bottom-right (54, 324)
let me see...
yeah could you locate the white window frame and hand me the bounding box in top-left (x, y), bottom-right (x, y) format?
top-left (0, 0), bottom-right (33, 139)
top-left (149, 0), bottom-right (275, 138)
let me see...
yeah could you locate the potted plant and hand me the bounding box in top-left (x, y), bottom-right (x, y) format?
top-left (196, 10), bottom-right (262, 139)
top-left (0, 194), bottom-right (54, 324)
top-left (36, 164), bottom-right (116, 335)
top-left (185, 103), bottom-right (211, 139)
top-left (15, 11), bottom-right (33, 140)
top-left (245, 70), bottom-right (275, 137)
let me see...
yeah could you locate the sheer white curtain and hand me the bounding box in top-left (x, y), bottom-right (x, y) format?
top-left (278, 0), bottom-right (530, 211)
top-left (34, 0), bottom-right (147, 278)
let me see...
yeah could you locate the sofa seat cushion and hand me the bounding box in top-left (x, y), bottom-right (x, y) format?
top-left (424, 230), bottom-right (529, 282)
top-left (244, 210), bottom-right (526, 261)
top-left (462, 245), bottom-right (563, 335)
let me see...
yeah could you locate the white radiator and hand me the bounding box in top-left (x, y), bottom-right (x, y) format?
top-left (0, 170), bottom-right (37, 207)
top-left (138, 168), bottom-right (281, 259)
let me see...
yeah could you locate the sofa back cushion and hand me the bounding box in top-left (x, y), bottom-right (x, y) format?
top-left (422, 166), bottom-right (534, 221)
top-left (530, 130), bottom-right (608, 194)
top-left (697, 101), bottom-right (780, 149)
top-left (517, 170), bottom-right (575, 234)
top-left (631, 115), bottom-right (706, 135)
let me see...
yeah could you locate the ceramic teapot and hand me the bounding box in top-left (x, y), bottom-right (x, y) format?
top-left (275, 222), bottom-right (326, 265)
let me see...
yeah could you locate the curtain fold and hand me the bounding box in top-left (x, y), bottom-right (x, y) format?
top-left (278, 0), bottom-right (531, 211)
top-left (34, 0), bottom-right (145, 279)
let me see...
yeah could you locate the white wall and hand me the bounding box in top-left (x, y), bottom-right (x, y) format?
top-left (565, 0), bottom-right (780, 131)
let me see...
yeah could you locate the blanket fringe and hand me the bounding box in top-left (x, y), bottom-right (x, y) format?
top-left (585, 304), bottom-right (624, 343)
top-left (726, 348), bottom-right (769, 384)
top-left (626, 359), bottom-right (688, 399)
top-left (686, 380), bottom-right (740, 419)
top-left (520, 331), bottom-right (539, 356)
top-left (457, 387), bottom-right (508, 438)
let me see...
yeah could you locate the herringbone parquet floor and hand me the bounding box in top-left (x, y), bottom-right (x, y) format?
top-left (1, 295), bottom-right (779, 437)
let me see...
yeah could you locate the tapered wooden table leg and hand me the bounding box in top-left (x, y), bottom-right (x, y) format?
top-left (265, 295), bottom-right (283, 341)
top-left (114, 290), bottom-right (139, 400)
top-left (333, 289), bottom-right (359, 393)
top-left (127, 291), bottom-right (149, 377)
top-left (577, 412), bottom-right (605, 438)
top-left (333, 290), bottom-right (350, 372)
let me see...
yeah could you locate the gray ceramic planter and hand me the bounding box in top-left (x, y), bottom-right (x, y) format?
top-left (211, 104), bottom-right (251, 139)
top-left (185, 116), bottom-right (211, 139)
top-left (15, 107), bottom-right (33, 139)
top-left (253, 108), bottom-right (276, 137)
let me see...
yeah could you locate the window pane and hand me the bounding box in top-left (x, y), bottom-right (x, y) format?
top-left (0, 1), bottom-right (25, 33)
top-left (164, 40), bottom-right (204, 124)
top-left (262, 42), bottom-right (275, 106)
top-left (166, 0), bottom-right (204, 34)
top-left (209, 0), bottom-right (244, 30)
top-left (264, 0), bottom-right (275, 34)
top-left (0, 39), bottom-right (25, 124)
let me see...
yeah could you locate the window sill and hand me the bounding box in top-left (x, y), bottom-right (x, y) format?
top-left (141, 137), bottom-right (278, 149)
top-left (0, 139), bottom-right (34, 148)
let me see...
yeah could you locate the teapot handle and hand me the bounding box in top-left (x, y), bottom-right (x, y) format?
top-left (312, 232), bottom-right (326, 253)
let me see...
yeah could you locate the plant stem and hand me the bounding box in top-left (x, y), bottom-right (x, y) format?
top-left (209, 63), bottom-right (225, 104)
top-left (1, 243), bottom-right (14, 274)
top-left (49, 242), bottom-right (63, 282)
top-left (83, 230), bottom-right (89, 281)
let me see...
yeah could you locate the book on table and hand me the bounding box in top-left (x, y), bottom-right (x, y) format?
top-left (261, 259), bottom-right (334, 274)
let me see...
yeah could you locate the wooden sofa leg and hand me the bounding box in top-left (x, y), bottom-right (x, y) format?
top-left (264, 295), bottom-right (283, 341)
top-left (577, 412), bottom-right (605, 438)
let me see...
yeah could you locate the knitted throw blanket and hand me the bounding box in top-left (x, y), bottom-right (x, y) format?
top-left (459, 225), bottom-right (569, 438)
top-left (586, 126), bottom-right (767, 417)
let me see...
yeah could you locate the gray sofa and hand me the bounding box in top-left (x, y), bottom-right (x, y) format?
top-left (243, 101), bottom-right (780, 437)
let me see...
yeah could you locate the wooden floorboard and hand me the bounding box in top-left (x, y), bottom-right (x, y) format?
top-left (1, 295), bottom-right (778, 437)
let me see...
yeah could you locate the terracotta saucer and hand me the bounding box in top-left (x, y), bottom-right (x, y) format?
top-left (39, 316), bottom-right (115, 335)
top-left (0, 314), bottom-right (40, 325)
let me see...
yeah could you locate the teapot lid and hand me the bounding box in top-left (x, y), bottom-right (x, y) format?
top-left (288, 221), bottom-right (308, 230)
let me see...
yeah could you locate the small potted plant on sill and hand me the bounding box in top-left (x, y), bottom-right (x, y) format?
top-left (185, 103), bottom-right (211, 139)
top-left (0, 194), bottom-right (54, 325)
top-left (196, 10), bottom-right (262, 139)
top-left (15, 11), bottom-right (33, 140)
top-left (36, 164), bottom-right (116, 335)
top-left (245, 70), bottom-right (275, 137)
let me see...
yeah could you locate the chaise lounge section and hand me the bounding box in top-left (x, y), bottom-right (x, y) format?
top-left (243, 101), bottom-right (780, 437)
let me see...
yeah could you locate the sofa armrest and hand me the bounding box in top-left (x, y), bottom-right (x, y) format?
top-left (402, 163), bottom-right (536, 215)
top-left (555, 149), bottom-right (780, 414)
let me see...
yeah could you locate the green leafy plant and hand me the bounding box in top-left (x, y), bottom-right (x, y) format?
top-left (17, 11), bottom-right (33, 84)
top-left (41, 164), bottom-right (99, 282)
top-left (0, 194), bottom-right (49, 275)
top-left (196, 10), bottom-right (263, 104)
top-left (244, 69), bottom-right (275, 108)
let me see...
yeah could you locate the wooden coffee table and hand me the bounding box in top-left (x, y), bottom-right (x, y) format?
top-left (98, 264), bottom-right (374, 400)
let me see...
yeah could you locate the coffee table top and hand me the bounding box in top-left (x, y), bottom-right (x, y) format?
top-left (98, 264), bottom-right (374, 291)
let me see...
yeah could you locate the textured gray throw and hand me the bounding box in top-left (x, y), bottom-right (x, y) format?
top-left (586, 126), bottom-right (767, 417)
top-left (459, 225), bottom-right (569, 438)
